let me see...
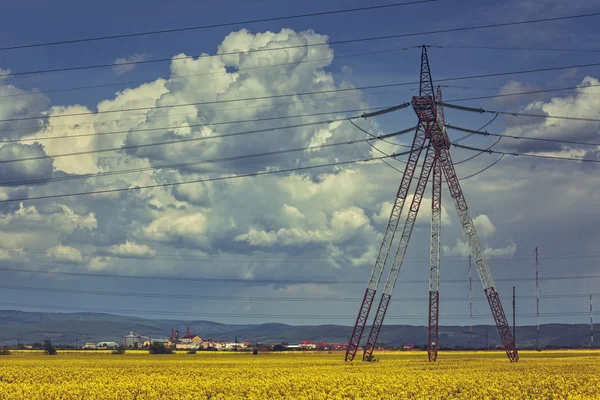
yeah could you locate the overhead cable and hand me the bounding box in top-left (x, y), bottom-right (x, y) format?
top-left (454, 143), bottom-right (600, 163)
top-left (0, 153), bottom-right (403, 204)
top-left (0, 105), bottom-right (403, 145)
top-left (3, 12), bottom-right (600, 77)
top-left (3, 62), bottom-right (600, 124)
top-left (0, 283), bottom-right (598, 303)
top-left (348, 114), bottom-right (504, 178)
top-left (0, 301), bottom-right (597, 320)
top-left (2, 266), bottom-right (600, 284)
top-left (434, 44), bottom-right (600, 53)
top-left (0, 105), bottom-right (409, 165)
top-left (0, 48), bottom-right (419, 100)
top-left (447, 124), bottom-right (600, 147)
top-left (1, 246), bottom-right (597, 263)
top-left (1, 88), bottom-right (416, 138)
top-left (444, 83), bottom-right (600, 103)
top-left (441, 101), bottom-right (600, 123)
top-left (452, 113), bottom-right (498, 144)
top-left (0, 128), bottom-right (416, 187)
top-left (0, 1), bottom-right (436, 51)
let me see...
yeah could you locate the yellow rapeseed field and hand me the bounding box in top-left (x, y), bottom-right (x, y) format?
top-left (1, 350), bottom-right (599, 399)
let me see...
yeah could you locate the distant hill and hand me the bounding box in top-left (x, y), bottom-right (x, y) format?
top-left (0, 310), bottom-right (593, 348)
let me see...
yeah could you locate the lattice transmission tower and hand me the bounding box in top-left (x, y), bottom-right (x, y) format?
top-left (345, 46), bottom-right (518, 363)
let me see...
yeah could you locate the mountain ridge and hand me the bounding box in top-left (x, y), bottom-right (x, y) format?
top-left (0, 310), bottom-right (593, 348)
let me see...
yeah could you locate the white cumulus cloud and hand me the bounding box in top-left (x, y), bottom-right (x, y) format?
top-left (46, 245), bottom-right (85, 264)
top-left (108, 241), bottom-right (156, 258)
top-left (112, 53), bottom-right (151, 75)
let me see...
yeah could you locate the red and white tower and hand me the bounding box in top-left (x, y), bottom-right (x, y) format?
top-left (345, 46), bottom-right (518, 363)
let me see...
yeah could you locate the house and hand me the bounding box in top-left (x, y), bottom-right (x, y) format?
top-left (330, 344), bottom-right (348, 350)
top-left (96, 341), bottom-right (120, 349)
top-left (123, 331), bottom-right (141, 348)
top-left (316, 341), bottom-right (329, 350)
top-left (181, 327), bottom-right (202, 344)
top-left (175, 341), bottom-right (200, 350)
top-left (142, 338), bottom-right (169, 348)
top-left (300, 340), bottom-right (316, 349)
top-left (214, 341), bottom-right (228, 350)
top-left (83, 342), bottom-right (97, 350)
top-left (403, 344), bottom-right (415, 350)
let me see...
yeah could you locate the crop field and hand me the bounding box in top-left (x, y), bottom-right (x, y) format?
top-left (1, 350), bottom-right (599, 399)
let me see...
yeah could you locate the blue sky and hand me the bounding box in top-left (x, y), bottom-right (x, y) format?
top-left (0, 0), bottom-right (599, 340)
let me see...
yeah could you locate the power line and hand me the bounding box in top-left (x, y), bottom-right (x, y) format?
top-left (0, 107), bottom-right (392, 143)
top-left (0, 87), bottom-right (412, 124)
top-left (3, 61), bottom-right (600, 124)
top-left (3, 12), bottom-right (600, 78)
top-left (2, 245), bottom-right (600, 264)
top-left (458, 154), bottom-right (505, 180)
top-left (349, 117), bottom-right (506, 180)
top-left (0, 47), bottom-right (419, 100)
top-left (0, 106), bottom-right (409, 165)
top-left (1, 266), bottom-right (599, 284)
top-left (0, 127), bottom-right (416, 187)
top-left (0, 153), bottom-right (402, 204)
top-left (444, 83), bottom-right (600, 103)
top-left (447, 125), bottom-right (600, 147)
top-left (1, 87), bottom-right (416, 138)
top-left (441, 101), bottom-right (600, 123)
top-left (0, 301), bottom-right (597, 320)
top-left (0, 1), bottom-right (436, 51)
top-left (2, 129), bottom-right (593, 203)
top-left (434, 44), bottom-right (600, 53)
top-left (1, 283), bottom-right (597, 303)
top-left (455, 143), bottom-right (600, 163)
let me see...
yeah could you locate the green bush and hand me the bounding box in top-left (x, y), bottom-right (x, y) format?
top-left (0, 348), bottom-right (10, 355)
top-left (112, 345), bottom-right (127, 354)
top-left (187, 348), bottom-right (197, 354)
top-left (149, 342), bottom-right (173, 354)
top-left (43, 339), bottom-right (57, 355)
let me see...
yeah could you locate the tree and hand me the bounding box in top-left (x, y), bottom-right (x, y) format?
top-left (149, 342), bottom-right (173, 354)
top-left (272, 344), bottom-right (286, 352)
top-left (43, 339), bottom-right (57, 355)
top-left (112, 345), bottom-right (127, 355)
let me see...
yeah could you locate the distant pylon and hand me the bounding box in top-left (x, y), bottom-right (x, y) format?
top-left (535, 247), bottom-right (540, 350)
top-left (468, 254), bottom-right (473, 348)
top-left (512, 286), bottom-right (516, 349)
top-left (591, 294), bottom-right (594, 348)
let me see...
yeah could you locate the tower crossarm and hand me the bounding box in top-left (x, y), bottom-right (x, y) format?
top-left (362, 144), bottom-right (436, 361)
top-left (344, 123), bottom-right (427, 362)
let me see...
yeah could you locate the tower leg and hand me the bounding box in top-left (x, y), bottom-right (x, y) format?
top-left (439, 147), bottom-right (518, 362)
top-left (363, 145), bottom-right (437, 361)
top-left (428, 155), bottom-right (442, 361)
top-left (428, 291), bottom-right (439, 361)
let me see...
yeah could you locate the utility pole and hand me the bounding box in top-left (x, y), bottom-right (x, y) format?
top-left (535, 247), bottom-right (540, 350)
top-left (591, 294), bottom-right (594, 348)
top-left (513, 286), bottom-right (516, 350)
top-left (469, 254), bottom-right (473, 349)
